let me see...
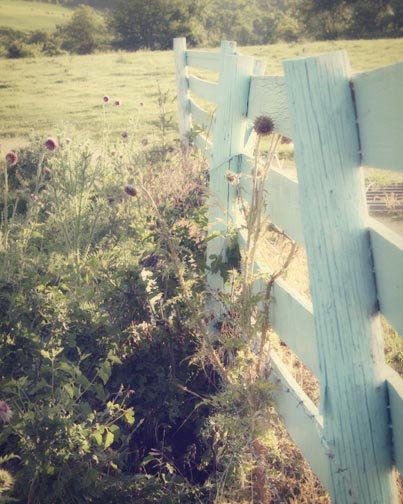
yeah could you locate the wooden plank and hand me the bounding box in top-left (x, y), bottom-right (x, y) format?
top-left (266, 168), bottom-right (304, 246)
top-left (247, 75), bottom-right (292, 139)
top-left (186, 50), bottom-right (220, 72)
top-left (239, 157), bottom-right (305, 246)
top-left (236, 230), bottom-right (318, 377)
top-left (385, 366), bottom-right (403, 476)
top-left (174, 38), bottom-right (192, 148)
top-left (207, 42), bottom-right (255, 296)
top-left (188, 75), bottom-right (218, 103)
top-left (353, 62), bottom-right (403, 172)
top-left (369, 217), bottom-right (403, 337)
top-left (269, 350), bottom-right (330, 490)
top-left (193, 133), bottom-right (212, 161)
top-left (271, 279), bottom-right (319, 377)
top-left (189, 99), bottom-right (214, 133)
top-left (284, 51), bottom-right (398, 502)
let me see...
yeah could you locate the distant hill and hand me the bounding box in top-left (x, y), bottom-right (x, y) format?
top-left (0, 0), bottom-right (73, 31)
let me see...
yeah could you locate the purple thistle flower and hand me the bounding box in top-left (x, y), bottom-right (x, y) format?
top-left (0, 401), bottom-right (12, 423)
top-left (124, 185), bottom-right (137, 197)
top-left (5, 151), bottom-right (18, 166)
top-left (114, 99), bottom-right (121, 107)
top-left (103, 95), bottom-right (110, 103)
top-left (253, 116), bottom-right (274, 137)
top-left (44, 137), bottom-right (58, 151)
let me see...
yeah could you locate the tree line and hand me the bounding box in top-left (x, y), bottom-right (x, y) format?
top-left (3, 0), bottom-right (403, 57)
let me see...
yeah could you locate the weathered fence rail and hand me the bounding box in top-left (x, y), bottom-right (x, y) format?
top-left (174, 37), bottom-right (403, 503)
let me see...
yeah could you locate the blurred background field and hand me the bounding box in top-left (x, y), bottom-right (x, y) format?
top-left (1, 38), bottom-right (403, 150)
top-left (0, 0), bottom-right (72, 31)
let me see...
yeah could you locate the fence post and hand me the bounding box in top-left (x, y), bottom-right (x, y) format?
top-left (284, 51), bottom-right (397, 503)
top-left (174, 37), bottom-right (191, 151)
top-left (206, 42), bottom-right (256, 306)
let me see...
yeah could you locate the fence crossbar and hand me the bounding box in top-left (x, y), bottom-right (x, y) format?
top-left (188, 75), bottom-right (218, 103)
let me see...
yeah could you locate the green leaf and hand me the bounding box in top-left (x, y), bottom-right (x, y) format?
top-left (109, 424), bottom-right (121, 440)
top-left (40, 349), bottom-right (51, 360)
top-left (98, 361), bottom-right (111, 385)
top-left (79, 401), bottom-right (92, 419)
top-left (124, 408), bottom-right (135, 426)
top-left (92, 430), bottom-right (103, 446)
top-left (104, 429), bottom-right (114, 449)
top-left (63, 383), bottom-right (75, 399)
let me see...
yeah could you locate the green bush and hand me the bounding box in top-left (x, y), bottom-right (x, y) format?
top-left (0, 129), bottom-right (216, 502)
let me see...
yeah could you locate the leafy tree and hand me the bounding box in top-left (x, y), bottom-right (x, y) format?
top-left (110, 0), bottom-right (206, 50)
top-left (346, 0), bottom-right (403, 37)
top-left (58, 4), bottom-right (110, 54)
top-left (204, 0), bottom-right (302, 46)
top-left (298, 0), bottom-right (403, 39)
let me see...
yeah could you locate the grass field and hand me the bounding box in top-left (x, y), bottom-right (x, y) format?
top-left (0, 0), bottom-right (72, 31)
top-left (0, 38), bottom-right (403, 150)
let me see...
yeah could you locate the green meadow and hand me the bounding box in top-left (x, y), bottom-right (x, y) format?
top-left (0, 0), bottom-right (72, 31)
top-left (0, 38), bottom-right (403, 149)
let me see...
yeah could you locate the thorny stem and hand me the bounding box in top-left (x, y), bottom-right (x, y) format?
top-left (240, 133), bottom-right (281, 340)
top-left (256, 238), bottom-right (298, 377)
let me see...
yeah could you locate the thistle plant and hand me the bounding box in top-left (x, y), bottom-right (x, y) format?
top-left (196, 116), bottom-right (299, 502)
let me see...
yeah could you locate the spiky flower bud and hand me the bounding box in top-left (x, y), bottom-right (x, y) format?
top-left (253, 116), bottom-right (274, 136)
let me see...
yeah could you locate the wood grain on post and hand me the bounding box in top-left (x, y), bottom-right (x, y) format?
top-left (206, 41), bottom-right (256, 297)
top-left (284, 51), bottom-right (398, 503)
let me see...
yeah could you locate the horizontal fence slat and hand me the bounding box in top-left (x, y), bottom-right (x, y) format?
top-left (353, 61), bottom-right (403, 172)
top-left (269, 351), bottom-right (330, 490)
top-left (186, 50), bottom-right (220, 72)
top-left (385, 366), bottom-right (403, 476)
top-left (189, 99), bottom-right (214, 132)
top-left (266, 168), bottom-right (305, 246)
top-left (237, 232), bottom-right (318, 376)
top-left (240, 157), bottom-right (305, 245)
top-left (193, 133), bottom-right (212, 161)
top-left (271, 279), bottom-right (319, 377)
top-left (188, 75), bottom-right (218, 103)
top-left (247, 75), bottom-right (293, 138)
top-left (369, 217), bottom-right (403, 336)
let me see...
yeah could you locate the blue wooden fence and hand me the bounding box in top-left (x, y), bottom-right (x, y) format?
top-left (174, 37), bottom-right (403, 503)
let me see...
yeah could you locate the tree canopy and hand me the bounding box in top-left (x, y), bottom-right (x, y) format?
top-left (9, 0), bottom-right (403, 56)
top-left (109, 0), bottom-right (206, 50)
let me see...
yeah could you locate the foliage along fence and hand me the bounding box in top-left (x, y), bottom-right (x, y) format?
top-left (174, 37), bottom-right (403, 502)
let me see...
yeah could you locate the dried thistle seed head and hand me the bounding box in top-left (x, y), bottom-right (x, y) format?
top-left (253, 116), bottom-right (274, 136)
top-left (225, 170), bottom-right (240, 185)
top-left (125, 185), bottom-right (137, 197)
top-left (5, 151), bottom-right (18, 166)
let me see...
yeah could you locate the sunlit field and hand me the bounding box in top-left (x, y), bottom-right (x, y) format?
top-left (1, 38), bottom-right (402, 149)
